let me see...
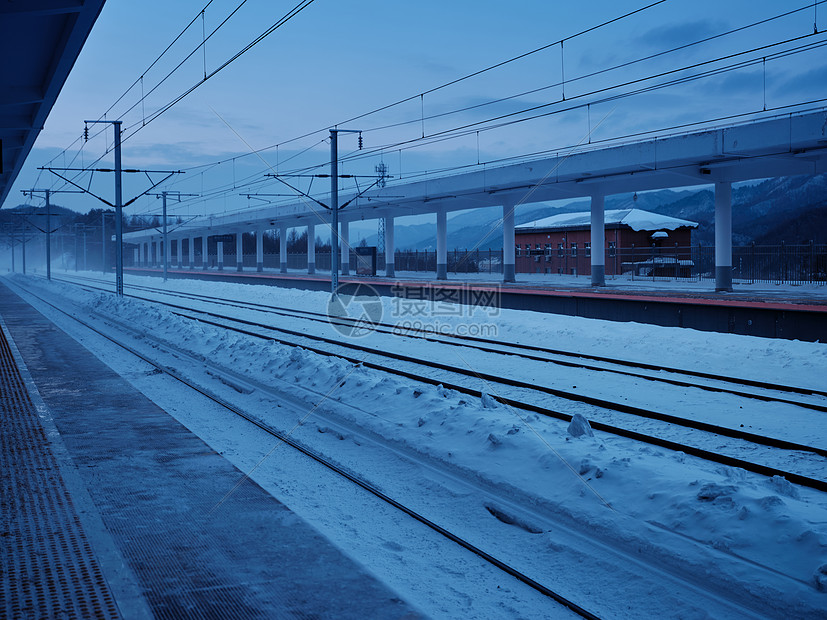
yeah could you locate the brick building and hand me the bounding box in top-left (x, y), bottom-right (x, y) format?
top-left (515, 208), bottom-right (698, 276)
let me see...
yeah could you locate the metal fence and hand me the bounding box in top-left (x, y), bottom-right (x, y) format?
top-left (612, 243), bottom-right (827, 285)
top-left (123, 243), bottom-right (826, 285)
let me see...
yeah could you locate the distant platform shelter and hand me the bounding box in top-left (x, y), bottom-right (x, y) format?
top-left (515, 208), bottom-right (698, 277)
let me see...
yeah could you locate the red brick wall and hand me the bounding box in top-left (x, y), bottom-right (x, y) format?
top-left (515, 226), bottom-right (693, 275)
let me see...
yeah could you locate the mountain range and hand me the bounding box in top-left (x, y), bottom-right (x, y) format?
top-left (4, 174), bottom-right (825, 250)
top-left (355, 174), bottom-right (827, 250)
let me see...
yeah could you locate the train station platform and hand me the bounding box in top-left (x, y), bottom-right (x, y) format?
top-left (126, 266), bottom-right (827, 342)
top-left (0, 281), bottom-right (418, 619)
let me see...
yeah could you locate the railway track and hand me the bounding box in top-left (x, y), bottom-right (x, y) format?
top-left (41, 273), bottom-right (827, 492)
top-left (6, 275), bottom-right (601, 619)
top-left (52, 273), bottom-right (827, 409)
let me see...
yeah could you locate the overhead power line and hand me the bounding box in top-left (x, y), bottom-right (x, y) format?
top-left (161, 0), bottom-right (827, 186)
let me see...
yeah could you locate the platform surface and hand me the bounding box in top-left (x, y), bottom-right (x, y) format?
top-left (0, 280), bottom-right (418, 619)
top-left (124, 265), bottom-right (827, 341)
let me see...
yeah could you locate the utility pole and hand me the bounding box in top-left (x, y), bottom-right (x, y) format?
top-left (329, 128), bottom-right (362, 299)
top-left (330, 130), bottom-right (339, 296)
top-left (376, 163), bottom-right (388, 255)
top-left (21, 224), bottom-right (27, 275)
top-left (4, 226), bottom-right (16, 272)
top-left (41, 121), bottom-right (182, 296)
top-left (81, 120), bottom-right (124, 294)
top-left (266, 129), bottom-right (371, 300)
top-left (101, 210), bottom-right (107, 275)
top-left (46, 192), bottom-right (51, 279)
top-left (114, 121), bottom-right (123, 295)
top-left (21, 188), bottom-right (82, 281)
top-left (148, 191), bottom-right (198, 282)
top-left (162, 192), bottom-right (168, 282)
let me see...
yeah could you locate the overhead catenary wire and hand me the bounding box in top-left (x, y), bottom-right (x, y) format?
top-left (152, 0), bottom-right (827, 193)
top-left (42, 0), bottom-right (317, 199)
top-left (39, 1), bottom-right (827, 215)
top-left (44, 0), bottom-right (668, 195)
top-left (189, 31), bottom-right (826, 196)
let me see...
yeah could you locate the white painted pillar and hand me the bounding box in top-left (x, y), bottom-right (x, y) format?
top-left (385, 216), bottom-right (395, 278)
top-left (139, 242), bottom-right (144, 267)
top-left (188, 237), bottom-right (195, 269)
top-left (340, 220), bottom-right (350, 276)
top-left (307, 224), bottom-right (316, 274)
top-left (436, 208), bottom-right (447, 280)
top-left (236, 232), bottom-right (244, 272)
top-left (279, 225), bottom-right (288, 273)
top-left (255, 229), bottom-right (264, 272)
top-left (202, 235), bottom-right (208, 269)
top-left (154, 239), bottom-right (161, 267)
top-left (502, 203), bottom-right (515, 282)
top-left (590, 193), bottom-right (606, 286)
top-left (177, 239), bottom-right (183, 269)
top-left (714, 180), bottom-right (733, 292)
top-left (217, 241), bottom-right (224, 271)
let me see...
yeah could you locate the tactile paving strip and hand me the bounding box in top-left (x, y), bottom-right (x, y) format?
top-left (0, 327), bottom-right (121, 620)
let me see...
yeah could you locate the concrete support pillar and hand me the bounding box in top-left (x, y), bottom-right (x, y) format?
top-left (385, 216), bottom-right (395, 278)
top-left (436, 208), bottom-right (447, 280)
top-left (217, 241), bottom-right (224, 271)
top-left (255, 229), bottom-right (264, 272)
top-left (307, 224), bottom-right (316, 274)
top-left (280, 225), bottom-right (287, 273)
top-left (715, 180), bottom-right (733, 292)
top-left (340, 220), bottom-right (350, 276)
top-left (590, 193), bottom-right (606, 287)
top-left (502, 203), bottom-right (515, 283)
top-left (188, 237), bottom-right (195, 269)
top-left (236, 232), bottom-right (244, 272)
top-left (177, 239), bottom-right (183, 269)
top-left (202, 236), bottom-right (208, 269)
top-left (155, 240), bottom-right (161, 267)
top-left (139, 242), bottom-right (144, 267)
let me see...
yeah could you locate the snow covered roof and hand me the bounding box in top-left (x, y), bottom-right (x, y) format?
top-left (516, 208), bottom-right (698, 232)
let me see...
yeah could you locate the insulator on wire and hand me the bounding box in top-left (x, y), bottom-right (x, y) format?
top-left (358, 133), bottom-right (363, 150)
top-left (83, 124), bottom-right (89, 142)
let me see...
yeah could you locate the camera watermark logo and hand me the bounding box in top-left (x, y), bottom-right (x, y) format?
top-left (326, 282), bottom-right (503, 339)
top-left (326, 283), bottom-right (383, 338)
top-left (390, 283), bottom-right (501, 338)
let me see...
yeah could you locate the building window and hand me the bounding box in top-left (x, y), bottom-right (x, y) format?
top-left (544, 243), bottom-right (552, 256)
top-left (515, 244), bottom-right (521, 257)
top-left (585, 242), bottom-right (591, 257)
top-left (557, 243), bottom-right (565, 257)
top-left (608, 241), bottom-right (617, 257)
top-left (570, 243), bottom-right (577, 258)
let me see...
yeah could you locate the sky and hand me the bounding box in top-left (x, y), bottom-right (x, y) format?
top-left (8, 0), bottom-right (827, 235)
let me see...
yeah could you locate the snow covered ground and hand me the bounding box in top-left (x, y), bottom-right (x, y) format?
top-left (6, 271), bottom-right (827, 618)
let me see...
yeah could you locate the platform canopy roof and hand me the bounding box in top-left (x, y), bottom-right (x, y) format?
top-left (517, 208), bottom-right (699, 233)
top-left (0, 0), bottom-right (106, 208)
top-left (124, 109), bottom-right (827, 245)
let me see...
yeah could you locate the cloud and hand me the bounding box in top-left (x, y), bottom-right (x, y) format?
top-left (636, 19), bottom-right (725, 50)
top-left (770, 65), bottom-right (827, 99)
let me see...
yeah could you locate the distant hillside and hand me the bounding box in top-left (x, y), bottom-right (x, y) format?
top-left (0, 203), bottom-right (77, 224)
top-left (653, 175), bottom-right (827, 245)
top-left (362, 174), bottom-right (827, 250)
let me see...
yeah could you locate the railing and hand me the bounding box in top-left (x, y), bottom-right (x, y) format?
top-left (516, 243), bottom-right (827, 285)
top-left (122, 243), bottom-right (826, 285)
